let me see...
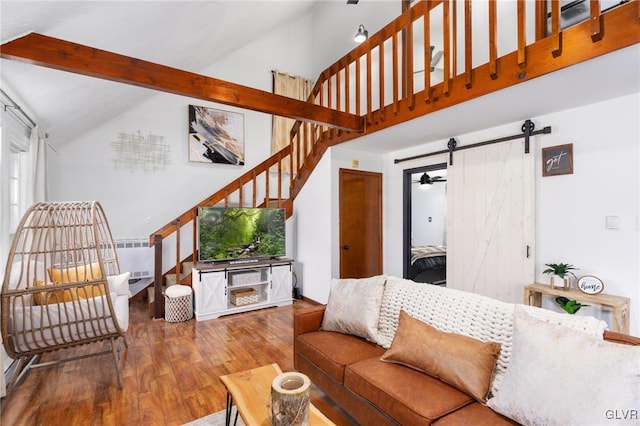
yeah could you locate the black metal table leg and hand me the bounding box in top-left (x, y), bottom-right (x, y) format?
top-left (225, 392), bottom-right (240, 426)
top-left (225, 392), bottom-right (233, 426)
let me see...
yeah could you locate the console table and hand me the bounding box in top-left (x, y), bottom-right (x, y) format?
top-left (192, 258), bottom-right (293, 321)
top-left (524, 283), bottom-right (630, 334)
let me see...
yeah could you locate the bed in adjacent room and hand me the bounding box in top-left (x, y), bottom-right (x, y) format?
top-left (409, 245), bottom-right (447, 285)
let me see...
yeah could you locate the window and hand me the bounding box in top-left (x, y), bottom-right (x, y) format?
top-left (1, 102), bottom-right (33, 384)
top-left (9, 151), bottom-right (21, 235)
top-left (1, 107), bottom-right (31, 240)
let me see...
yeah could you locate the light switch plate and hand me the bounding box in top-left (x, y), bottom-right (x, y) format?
top-left (606, 216), bottom-right (619, 230)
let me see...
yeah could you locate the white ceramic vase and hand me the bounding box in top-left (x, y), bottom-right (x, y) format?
top-left (550, 275), bottom-right (571, 290)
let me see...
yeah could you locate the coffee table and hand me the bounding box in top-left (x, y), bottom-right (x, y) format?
top-left (220, 363), bottom-right (335, 426)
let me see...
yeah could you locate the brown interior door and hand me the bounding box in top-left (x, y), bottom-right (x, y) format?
top-left (339, 168), bottom-right (383, 278)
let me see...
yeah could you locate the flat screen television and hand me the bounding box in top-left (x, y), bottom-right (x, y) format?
top-left (197, 207), bottom-right (286, 263)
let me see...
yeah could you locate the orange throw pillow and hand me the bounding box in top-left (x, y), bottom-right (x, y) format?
top-left (48, 261), bottom-right (103, 283)
top-left (381, 310), bottom-right (501, 403)
top-left (34, 262), bottom-right (106, 305)
top-left (32, 279), bottom-right (74, 305)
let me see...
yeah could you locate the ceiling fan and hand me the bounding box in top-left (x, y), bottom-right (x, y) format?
top-left (413, 172), bottom-right (447, 185)
top-left (413, 46), bottom-right (444, 75)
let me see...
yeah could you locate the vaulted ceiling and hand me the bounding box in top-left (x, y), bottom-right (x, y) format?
top-left (1, 1), bottom-right (638, 153)
top-left (1, 1), bottom-right (319, 147)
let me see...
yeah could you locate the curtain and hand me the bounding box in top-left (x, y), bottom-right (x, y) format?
top-left (0, 102), bottom-right (37, 398)
top-left (29, 125), bottom-right (47, 204)
top-left (271, 71), bottom-right (314, 174)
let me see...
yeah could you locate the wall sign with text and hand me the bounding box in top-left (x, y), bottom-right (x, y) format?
top-left (542, 143), bottom-right (573, 177)
top-left (577, 275), bottom-right (604, 295)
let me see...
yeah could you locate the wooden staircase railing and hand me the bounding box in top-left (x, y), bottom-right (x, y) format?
top-left (149, 0), bottom-right (639, 318)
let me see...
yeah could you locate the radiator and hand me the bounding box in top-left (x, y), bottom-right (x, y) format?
top-left (115, 239), bottom-right (154, 279)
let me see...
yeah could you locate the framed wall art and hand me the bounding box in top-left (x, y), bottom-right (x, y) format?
top-left (188, 105), bottom-right (245, 165)
top-left (542, 143), bottom-right (573, 177)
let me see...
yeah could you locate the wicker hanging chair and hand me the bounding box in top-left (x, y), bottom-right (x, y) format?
top-left (1, 201), bottom-right (129, 389)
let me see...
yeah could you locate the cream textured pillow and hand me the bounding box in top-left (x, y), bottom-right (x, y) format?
top-left (107, 272), bottom-right (132, 297)
top-left (487, 309), bottom-right (640, 426)
top-left (321, 275), bottom-right (386, 341)
top-left (381, 310), bottom-right (501, 403)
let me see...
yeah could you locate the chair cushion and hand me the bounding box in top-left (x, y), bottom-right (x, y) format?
top-left (295, 331), bottom-right (386, 384)
top-left (10, 293), bottom-right (125, 353)
top-left (345, 357), bottom-right (473, 425)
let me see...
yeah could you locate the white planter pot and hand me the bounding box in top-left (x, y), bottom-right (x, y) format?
top-left (550, 275), bottom-right (571, 290)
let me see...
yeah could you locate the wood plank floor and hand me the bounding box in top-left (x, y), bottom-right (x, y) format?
top-left (1, 297), bottom-right (355, 426)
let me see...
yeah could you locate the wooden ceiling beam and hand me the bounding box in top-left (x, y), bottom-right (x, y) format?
top-left (0, 33), bottom-right (364, 133)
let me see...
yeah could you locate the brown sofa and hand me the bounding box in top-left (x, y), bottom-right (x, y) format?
top-left (293, 278), bottom-right (640, 425)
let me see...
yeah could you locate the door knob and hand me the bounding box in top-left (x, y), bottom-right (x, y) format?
top-left (343, 245), bottom-right (349, 250)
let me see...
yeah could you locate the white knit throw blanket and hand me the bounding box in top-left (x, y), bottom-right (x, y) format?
top-left (376, 276), bottom-right (607, 396)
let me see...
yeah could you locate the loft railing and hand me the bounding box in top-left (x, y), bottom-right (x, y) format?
top-left (286, 0), bottom-right (638, 195)
top-left (149, 0), bottom-right (639, 317)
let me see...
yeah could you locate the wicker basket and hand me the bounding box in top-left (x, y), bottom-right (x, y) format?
top-left (165, 286), bottom-right (193, 322)
top-left (229, 270), bottom-right (262, 286)
top-left (230, 288), bottom-right (259, 306)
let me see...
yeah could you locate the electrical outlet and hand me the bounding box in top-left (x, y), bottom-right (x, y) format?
top-left (144, 216), bottom-right (151, 224)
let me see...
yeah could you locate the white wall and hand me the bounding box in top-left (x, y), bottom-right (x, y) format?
top-left (384, 93), bottom-right (640, 335)
top-left (293, 151), bottom-right (333, 303)
top-left (48, 14), bottom-right (315, 242)
top-left (310, 0), bottom-right (399, 77)
top-left (535, 93), bottom-right (639, 334)
top-left (412, 181), bottom-right (447, 246)
top-left (292, 145), bottom-right (384, 304)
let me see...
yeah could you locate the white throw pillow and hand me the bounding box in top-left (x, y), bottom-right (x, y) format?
top-left (518, 303), bottom-right (607, 334)
top-left (107, 272), bottom-right (131, 297)
top-left (321, 275), bottom-right (386, 341)
top-left (487, 309), bottom-right (640, 426)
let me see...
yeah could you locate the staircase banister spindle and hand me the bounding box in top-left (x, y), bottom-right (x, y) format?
top-left (153, 234), bottom-right (163, 318)
top-left (252, 169), bottom-right (257, 207)
top-left (175, 219), bottom-right (181, 280)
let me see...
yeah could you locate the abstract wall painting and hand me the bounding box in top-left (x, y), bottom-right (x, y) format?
top-left (188, 105), bottom-right (245, 165)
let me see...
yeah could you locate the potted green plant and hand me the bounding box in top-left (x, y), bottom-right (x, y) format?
top-left (543, 263), bottom-right (578, 290)
top-left (555, 296), bottom-right (589, 314)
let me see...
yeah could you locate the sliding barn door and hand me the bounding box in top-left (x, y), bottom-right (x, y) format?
top-left (446, 140), bottom-right (534, 303)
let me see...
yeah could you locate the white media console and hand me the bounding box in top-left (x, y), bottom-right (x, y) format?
top-left (192, 258), bottom-right (293, 321)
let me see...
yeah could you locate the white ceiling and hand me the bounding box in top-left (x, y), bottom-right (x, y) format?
top-left (1, 1), bottom-right (638, 153)
top-left (0, 0), bottom-right (320, 147)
